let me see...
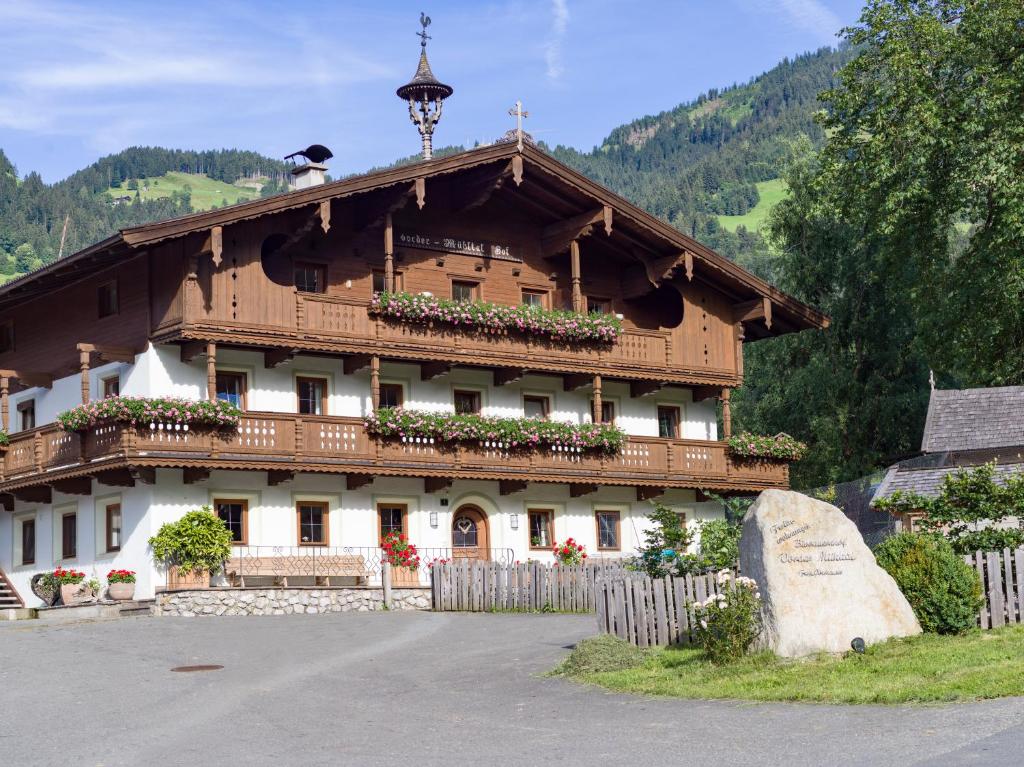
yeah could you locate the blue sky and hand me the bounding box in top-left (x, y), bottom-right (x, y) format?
top-left (0, 0), bottom-right (865, 183)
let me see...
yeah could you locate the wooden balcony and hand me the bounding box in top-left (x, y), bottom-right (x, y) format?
top-left (172, 294), bottom-right (738, 387)
top-left (0, 413), bottom-right (789, 496)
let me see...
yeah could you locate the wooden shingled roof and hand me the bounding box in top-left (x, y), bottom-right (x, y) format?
top-left (0, 142), bottom-right (829, 333)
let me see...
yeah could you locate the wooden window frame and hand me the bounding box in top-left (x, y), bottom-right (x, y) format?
top-left (377, 503), bottom-right (408, 542)
top-left (522, 394), bottom-right (551, 420)
top-left (17, 399), bottom-right (35, 431)
top-left (102, 375), bottom-right (121, 399)
top-left (451, 279), bottom-right (480, 303)
top-left (0, 319), bottom-right (14, 353)
top-left (595, 510), bottom-right (621, 551)
top-left (590, 398), bottom-right (616, 425)
top-left (586, 296), bottom-right (612, 315)
top-left (61, 511), bottom-right (77, 560)
top-left (296, 376), bottom-right (329, 416)
top-left (105, 503), bottom-right (122, 553)
top-left (528, 509), bottom-right (554, 550)
top-left (453, 389), bottom-right (482, 415)
top-left (296, 501), bottom-right (330, 547)
top-left (657, 405), bottom-right (681, 440)
top-left (520, 287), bottom-right (549, 309)
top-left (378, 382), bottom-right (404, 410)
top-left (214, 498), bottom-right (249, 546)
top-left (215, 371), bottom-right (248, 411)
top-left (97, 279), bottom-right (119, 319)
top-left (294, 261), bottom-right (327, 294)
top-left (21, 517), bottom-right (36, 566)
top-left (371, 270), bottom-right (404, 294)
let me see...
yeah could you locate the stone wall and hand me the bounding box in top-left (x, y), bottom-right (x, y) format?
top-left (154, 587), bottom-right (431, 616)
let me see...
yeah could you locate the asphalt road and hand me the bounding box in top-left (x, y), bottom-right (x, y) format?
top-left (1, 612), bottom-right (1022, 766)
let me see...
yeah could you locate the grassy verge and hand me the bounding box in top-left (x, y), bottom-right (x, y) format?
top-left (717, 178), bottom-right (788, 232)
top-left (556, 627), bottom-right (1024, 704)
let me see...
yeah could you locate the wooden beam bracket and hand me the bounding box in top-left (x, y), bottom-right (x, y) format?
top-left (636, 486), bottom-right (666, 502)
top-left (129, 466), bottom-right (156, 485)
top-left (420, 361), bottom-right (451, 381)
top-left (264, 348), bottom-right (297, 369)
top-left (630, 380), bottom-right (667, 398)
top-left (268, 469), bottom-right (295, 486)
top-left (343, 354), bottom-right (373, 375)
top-left (51, 476), bottom-right (93, 496)
top-left (424, 476), bottom-right (453, 494)
top-left (179, 340), bottom-right (207, 363)
top-left (346, 474), bottom-right (374, 491)
top-left (183, 467), bottom-right (211, 485)
top-left (493, 367), bottom-right (527, 387)
top-left (563, 373), bottom-right (591, 392)
top-left (499, 479), bottom-right (528, 496)
top-left (569, 483), bottom-right (599, 498)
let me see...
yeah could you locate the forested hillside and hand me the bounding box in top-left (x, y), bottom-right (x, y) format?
top-left (0, 148), bottom-right (289, 278)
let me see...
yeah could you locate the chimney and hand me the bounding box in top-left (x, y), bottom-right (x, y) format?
top-left (283, 144), bottom-right (334, 189)
top-left (289, 162), bottom-right (327, 190)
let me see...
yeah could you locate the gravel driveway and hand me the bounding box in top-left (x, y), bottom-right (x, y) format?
top-left (1, 612), bottom-right (1022, 766)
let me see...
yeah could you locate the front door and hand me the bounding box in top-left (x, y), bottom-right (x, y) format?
top-left (451, 505), bottom-right (489, 560)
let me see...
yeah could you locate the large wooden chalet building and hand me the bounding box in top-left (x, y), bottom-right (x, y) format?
top-left (0, 50), bottom-right (827, 605)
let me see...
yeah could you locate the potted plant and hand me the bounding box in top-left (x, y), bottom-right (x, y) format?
top-left (148, 507), bottom-right (233, 590)
top-left (381, 531), bottom-right (421, 587)
top-left (52, 567), bottom-right (88, 606)
top-left (552, 538), bottom-right (588, 565)
top-left (107, 569), bottom-right (137, 601)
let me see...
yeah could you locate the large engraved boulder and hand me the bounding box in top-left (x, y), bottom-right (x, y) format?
top-left (740, 489), bottom-right (921, 658)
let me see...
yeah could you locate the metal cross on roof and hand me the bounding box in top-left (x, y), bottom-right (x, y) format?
top-left (508, 100), bottom-right (529, 152)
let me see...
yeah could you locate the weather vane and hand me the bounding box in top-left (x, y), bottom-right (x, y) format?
top-left (418, 12), bottom-right (432, 48)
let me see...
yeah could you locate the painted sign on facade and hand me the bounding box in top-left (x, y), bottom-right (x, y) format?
top-left (396, 230), bottom-right (520, 262)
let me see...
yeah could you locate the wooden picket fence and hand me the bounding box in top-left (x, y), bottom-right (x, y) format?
top-left (595, 570), bottom-right (726, 647)
top-left (430, 559), bottom-right (630, 612)
top-left (967, 547), bottom-right (1024, 629)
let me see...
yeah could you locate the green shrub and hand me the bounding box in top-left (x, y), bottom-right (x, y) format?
top-left (691, 571), bottom-right (763, 663)
top-left (874, 533), bottom-right (983, 634)
top-left (148, 507), bottom-right (234, 576)
top-left (559, 635), bottom-right (648, 675)
top-left (696, 519), bottom-right (742, 571)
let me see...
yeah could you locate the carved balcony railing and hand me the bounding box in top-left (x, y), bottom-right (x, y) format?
top-left (180, 294), bottom-right (738, 386)
top-left (0, 413), bottom-right (789, 492)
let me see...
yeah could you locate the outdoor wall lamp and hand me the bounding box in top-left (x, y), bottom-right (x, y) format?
top-left (429, 510), bottom-right (439, 528)
top-left (510, 513), bottom-right (519, 530)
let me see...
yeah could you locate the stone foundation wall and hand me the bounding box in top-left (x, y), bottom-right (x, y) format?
top-left (154, 587), bottom-right (431, 616)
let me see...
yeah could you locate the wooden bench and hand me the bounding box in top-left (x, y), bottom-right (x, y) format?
top-left (226, 554), bottom-right (370, 587)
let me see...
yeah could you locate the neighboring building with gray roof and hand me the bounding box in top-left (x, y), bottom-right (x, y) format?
top-left (872, 385), bottom-right (1024, 529)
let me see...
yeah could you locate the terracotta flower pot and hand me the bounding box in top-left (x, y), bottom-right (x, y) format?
top-left (59, 582), bottom-right (87, 606)
top-left (167, 567), bottom-right (210, 590)
top-left (108, 581), bottom-right (136, 601)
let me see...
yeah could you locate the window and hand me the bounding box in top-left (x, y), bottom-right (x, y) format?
top-left (294, 262), bottom-right (326, 293)
top-left (378, 504), bottom-right (407, 541)
top-left (657, 406), bottom-right (681, 439)
top-left (105, 503), bottom-right (122, 553)
top-left (587, 297), bottom-right (611, 315)
top-left (296, 376), bottom-right (327, 416)
top-left (523, 395), bottom-right (550, 420)
top-left (0, 320), bottom-right (14, 353)
top-left (590, 400), bottom-right (615, 424)
top-left (372, 270), bottom-right (403, 294)
top-left (215, 499), bottom-right (248, 545)
top-left (452, 515), bottom-right (478, 548)
top-left (97, 280), bottom-right (119, 318)
top-left (454, 389), bottom-right (481, 415)
top-left (596, 510), bottom-right (621, 551)
top-left (521, 289), bottom-right (548, 309)
top-left (451, 280), bottom-right (479, 303)
top-left (61, 512), bottom-right (77, 559)
top-left (379, 383), bottom-right (404, 409)
top-left (102, 376), bottom-right (120, 398)
top-left (215, 371), bottom-right (247, 409)
top-left (18, 400), bottom-right (35, 431)
top-left (21, 518), bottom-right (35, 566)
top-left (297, 501), bottom-right (329, 546)
top-left (528, 509), bottom-right (553, 549)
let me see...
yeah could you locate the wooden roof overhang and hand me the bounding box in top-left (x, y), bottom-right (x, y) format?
top-left (0, 143), bottom-right (829, 334)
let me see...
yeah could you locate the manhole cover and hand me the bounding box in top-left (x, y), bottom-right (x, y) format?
top-left (171, 664), bottom-right (224, 673)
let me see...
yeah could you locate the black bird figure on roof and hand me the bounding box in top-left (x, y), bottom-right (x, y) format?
top-left (284, 144), bottom-right (334, 164)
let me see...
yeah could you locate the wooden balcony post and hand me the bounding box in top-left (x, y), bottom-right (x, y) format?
top-left (33, 430), bottom-right (43, 471)
top-left (370, 355), bottom-right (381, 410)
top-left (734, 322), bottom-right (746, 381)
top-left (0, 376), bottom-right (8, 432)
top-left (79, 348), bottom-right (91, 405)
top-left (206, 341), bottom-right (217, 401)
top-left (721, 388), bottom-right (732, 439)
top-left (570, 239), bottom-right (582, 313)
top-left (592, 374), bottom-right (602, 424)
top-left (384, 213), bottom-right (395, 292)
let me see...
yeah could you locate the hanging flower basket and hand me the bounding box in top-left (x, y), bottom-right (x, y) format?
top-left (369, 291), bottom-right (622, 345)
top-left (365, 408), bottom-right (626, 455)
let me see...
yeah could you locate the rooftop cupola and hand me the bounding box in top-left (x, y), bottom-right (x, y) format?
top-left (396, 12), bottom-right (453, 160)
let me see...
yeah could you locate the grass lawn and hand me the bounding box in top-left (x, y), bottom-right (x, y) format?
top-left (105, 171), bottom-right (261, 211)
top-left (557, 627), bottom-right (1024, 704)
top-left (717, 178), bottom-right (788, 233)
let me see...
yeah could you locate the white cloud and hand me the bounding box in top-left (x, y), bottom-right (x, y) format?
top-left (764, 0), bottom-right (843, 39)
top-left (545, 0), bottom-right (570, 81)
